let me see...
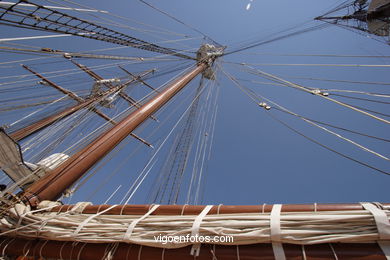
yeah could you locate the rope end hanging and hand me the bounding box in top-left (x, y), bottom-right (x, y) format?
top-left (190, 205), bottom-right (213, 257)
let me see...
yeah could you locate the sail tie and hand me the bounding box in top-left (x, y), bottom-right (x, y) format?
top-left (270, 204), bottom-right (286, 260)
top-left (379, 241), bottom-right (390, 260)
top-left (361, 202), bottom-right (390, 259)
top-left (69, 202), bottom-right (92, 214)
top-left (123, 204), bottom-right (160, 241)
top-left (73, 204), bottom-right (117, 237)
top-left (190, 205), bottom-right (213, 256)
top-left (361, 202), bottom-right (390, 240)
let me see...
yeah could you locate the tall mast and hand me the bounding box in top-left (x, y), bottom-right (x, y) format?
top-left (23, 62), bottom-right (208, 206)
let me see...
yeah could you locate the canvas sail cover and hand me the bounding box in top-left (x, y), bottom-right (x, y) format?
top-left (0, 129), bottom-right (36, 187)
top-left (0, 129), bottom-right (69, 188)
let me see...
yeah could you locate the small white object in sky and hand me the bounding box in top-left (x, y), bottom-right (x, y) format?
top-left (246, 0), bottom-right (253, 10)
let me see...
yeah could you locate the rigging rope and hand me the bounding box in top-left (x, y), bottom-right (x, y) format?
top-left (239, 53), bottom-right (390, 59)
top-left (152, 78), bottom-right (206, 204)
top-left (282, 76), bottom-right (390, 87)
top-left (240, 79), bottom-right (390, 99)
top-left (271, 107), bottom-right (390, 143)
top-left (219, 65), bottom-right (390, 176)
top-left (267, 112), bottom-right (390, 176)
top-left (222, 68), bottom-right (390, 161)
top-left (329, 93), bottom-right (390, 105)
top-left (227, 62), bottom-right (390, 68)
top-left (239, 64), bottom-right (390, 125)
top-left (138, 0), bottom-right (222, 47)
top-left (58, 0), bottom-right (191, 37)
top-left (41, 0), bottom-right (200, 51)
top-left (51, 75), bottom-right (182, 201)
top-left (0, 46), bottom-right (181, 62)
top-left (0, 55), bottom-right (190, 87)
top-left (224, 23), bottom-right (329, 56)
top-left (0, 1), bottom-right (194, 60)
top-left (118, 66), bottom-right (216, 204)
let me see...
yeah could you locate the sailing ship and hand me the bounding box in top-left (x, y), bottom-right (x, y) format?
top-left (0, 0), bottom-right (389, 259)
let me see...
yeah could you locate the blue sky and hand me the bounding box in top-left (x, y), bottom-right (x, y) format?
top-left (0, 0), bottom-right (389, 205)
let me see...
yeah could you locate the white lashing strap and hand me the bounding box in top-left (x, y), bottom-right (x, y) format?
top-left (361, 203), bottom-right (390, 240)
top-left (361, 203), bottom-right (390, 260)
top-left (190, 205), bottom-right (213, 256)
top-left (270, 204), bottom-right (286, 260)
top-left (70, 202), bottom-right (92, 214)
top-left (378, 241), bottom-right (390, 259)
top-left (73, 204), bottom-right (117, 236)
top-left (124, 204), bottom-right (160, 240)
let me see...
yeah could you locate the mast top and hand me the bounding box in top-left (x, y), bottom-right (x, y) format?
top-left (196, 44), bottom-right (224, 80)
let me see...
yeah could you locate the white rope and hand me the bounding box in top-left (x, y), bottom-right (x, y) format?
top-left (329, 243), bottom-right (339, 260)
top-left (194, 81), bottom-right (219, 203)
top-left (0, 50), bottom-right (187, 86)
top-left (69, 202), bottom-right (92, 214)
top-left (361, 203), bottom-right (390, 259)
top-left (0, 2), bottom-right (108, 13)
top-left (73, 204), bottom-right (117, 236)
top-left (123, 204), bottom-right (159, 240)
top-left (241, 64), bottom-right (390, 125)
top-left (0, 34), bottom-right (73, 42)
top-left (1, 238), bottom-right (14, 257)
top-left (137, 245), bottom-right (143, 260)
top-left (270, 204), bottom-right (286, 260)
top-left (103, 185), bottom-right (122, 204)
top-left (121, 66), bottom-right (205, 204)
top-left (222, 66), bottom-right (390, 161)
top-left (190, 205), bottom-right (213, 256)
top-left (77, 243), bottom-right (87, 260)
top-left (237, 62), bottom-right (390, 67)
top-left (269, 99), bottom-right (390, 161)
top-left (9, 95), bottom-right (68, 127)
top-left (161, 248), bottom-right (165, 260)
top-left (186, 80), bottom-right (216, 204)
top-left (302, 245), bottom-right (307, 260)
top-left (378, 241), bottom-right (390, 260)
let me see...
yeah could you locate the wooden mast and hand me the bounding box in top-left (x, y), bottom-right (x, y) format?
top-left (23, 62), bottom-right (207, 206)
